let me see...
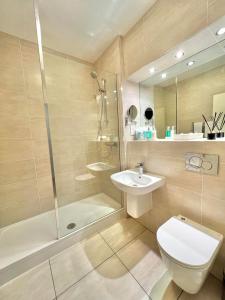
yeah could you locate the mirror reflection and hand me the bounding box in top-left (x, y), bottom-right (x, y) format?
top-left (139, 39), bottom-right (225, 139)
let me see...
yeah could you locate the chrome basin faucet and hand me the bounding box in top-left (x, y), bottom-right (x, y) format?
top-left (136, 162), bottom-right (144, 176)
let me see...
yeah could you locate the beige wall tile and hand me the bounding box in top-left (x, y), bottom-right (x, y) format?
top-left (37, 176), bottom-right (54, 199)
top-left (0, 179), bottom-right (40, 226)
top-left (0, 116), bottom-right (30, 139)
top-left (203, 163), bottom-right (225, 201)
top-left (144, 155), bottom-right (202, 193)
top-left (202, 194), bottom-right (225, 236)
top-left (30, 118), bottom-right (47, 139)
top-left (123, 0), bottom-right (207, 76)
top-left (207, 0), bottom-right (225, 24)
top-left (32, 138), bottom-right (49, 160)
top-left (0, 140), bottom-right (34, 162)
top-left (0, 160), bottom-right (36, 185)
top-left (35, 158), bottom-right (51, 178)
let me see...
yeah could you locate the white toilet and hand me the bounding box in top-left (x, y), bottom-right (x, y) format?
top-left (157, 215), bottom-right (223, 294)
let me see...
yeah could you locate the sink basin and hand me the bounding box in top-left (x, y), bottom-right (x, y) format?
top-left (111, 170), bottom-right (165, 195)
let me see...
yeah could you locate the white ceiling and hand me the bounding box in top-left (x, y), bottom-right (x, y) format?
top-left (0, 0), bottom-right (156, 63)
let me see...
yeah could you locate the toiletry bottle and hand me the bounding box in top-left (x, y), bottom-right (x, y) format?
top-left (166, 126), bottom-right (171, 138)
top-left (171, 126), bottom-right (175, 139)
top-left (152, 126), bottom-right (157, 140)
top-left (147, 126), bottom-right (152, 140)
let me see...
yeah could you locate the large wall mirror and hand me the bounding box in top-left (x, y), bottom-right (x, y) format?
top-left (139, 33), bottom-right (225, 139)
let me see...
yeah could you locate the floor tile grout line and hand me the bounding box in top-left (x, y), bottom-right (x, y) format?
top-left (98, 223), bottom-right (147, 253)
top-left (115, 251), bottom-right (152, 299)
top-left (99, 230), bottom-right (150, 299)
top-left (48, 259), bottom-right (58, 300)
top-left (50, 220), bottom-right (157, 299)
top-left (54, 252), bottom-right (115, 298)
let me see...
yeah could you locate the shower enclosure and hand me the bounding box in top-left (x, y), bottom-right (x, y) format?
top-left (0, 0), bottom-right (123, 272)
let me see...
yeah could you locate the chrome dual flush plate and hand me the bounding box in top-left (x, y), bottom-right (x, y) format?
top-left (185, 153), bottom-right (219, 176)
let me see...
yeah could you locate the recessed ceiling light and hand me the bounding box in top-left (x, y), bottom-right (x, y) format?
top-left (161, 73), bottom-right (167, 79)
top-left (216, 27), bottom-right (225, 36)
top-left (149, 67), bottom-right (155, 74)
top-left (187, 60), bottom-right (195, 67)
top-left (175, 50), bottom-right (184, 59)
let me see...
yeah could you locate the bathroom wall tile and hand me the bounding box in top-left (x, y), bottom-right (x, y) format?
top-left (30, 118), bottom-right (48, 139)
top-left (204, 141), bottom-right (225, 164)
top-left (0, 140), bottom-right (34, 162)
top-left (203, 163), bottom-right (225, 201)
top-left (0, 94), bottom-right (28, 117)
top-left (100, 217), bottom-right (145, 252)
top-left (0, 179), bottom-right (38, 207)
top-left (58, 255), bottom-right (149, 300)
top-left (179, 274), bottom-right (222, 300)
top-left (95, 37), bottom-right (122, 74)
top-left (139, 207), bottom-right (173, 234)
top-left (117, 230), bottom-right (166, 295)
top-left (37, 176), bottom-right (54, 199)
top-left (144, 155), bottom-right (202, 194)
top-left (207, 0), bottom-right (225, 24)
top-left (32, 138), bottom-right (50, 160)
top-left (28, 98), bottom-right (45, 118)
top-left (35, 158), bottom-right (51, 178)
top-left (55, 172), bottom-right (76, 197)
top-left (20, 41), bottom-right (43, 99)
top-left (0, 160), bottom-right (36, 185)
top-left (0, 179), bottom-right (40, 226)
top-left (0, 116), bottom-right (30, 139)
top-left (142, 0), bottom-right (207, 68)
top-left (54, 155), bottom-right (74, 175)
top-left (0, 261), bottom-right (55, 300)
top-left (50, 233), bottom-right (113, 295)
top-left (39, 196), bottom-right (55, 213)
top-left (202, 194), bottom-right (225, 236)
top-left (123, 0), bottom-right (207, 76)
top-left (147, 141), bottom-right (204, 160)
top-left (153, 184), bottom-right (202, 223)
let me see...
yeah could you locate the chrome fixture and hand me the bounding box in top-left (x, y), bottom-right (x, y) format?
top-left (90, 71), bottom-right (108, 139)
top-left (136, 162), bottom-right (144, 177)
top-left (185, 153), bottom-right (219, 175)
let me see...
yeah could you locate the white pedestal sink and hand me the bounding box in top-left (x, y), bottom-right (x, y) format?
top-left (111, 170), bottom-right (165, 218)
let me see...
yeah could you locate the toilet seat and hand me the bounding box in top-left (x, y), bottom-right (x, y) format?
top-left (157, 216), bottom-right (223, 269)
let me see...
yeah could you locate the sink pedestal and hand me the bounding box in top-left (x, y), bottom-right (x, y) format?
top-left (127, 193), bottom-right (152, 218)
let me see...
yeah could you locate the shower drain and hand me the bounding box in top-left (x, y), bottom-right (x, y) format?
top-left (67, 223), bottom-right (76, 230)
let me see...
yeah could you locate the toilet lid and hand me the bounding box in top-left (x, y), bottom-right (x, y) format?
top-left (157, 216), bottom-right (223, 268)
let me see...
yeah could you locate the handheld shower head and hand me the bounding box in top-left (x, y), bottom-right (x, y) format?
top-left (90, 71), bottom-right (105, 93)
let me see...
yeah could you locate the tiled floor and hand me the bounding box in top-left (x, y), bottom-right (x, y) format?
top-left (0, 218), bottom-right (222, 300)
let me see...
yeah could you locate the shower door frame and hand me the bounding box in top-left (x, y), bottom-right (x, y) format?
top-left (33, 0), bottom-right (124, 240)
top-left (33, 0), bottom-right (60, 239)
